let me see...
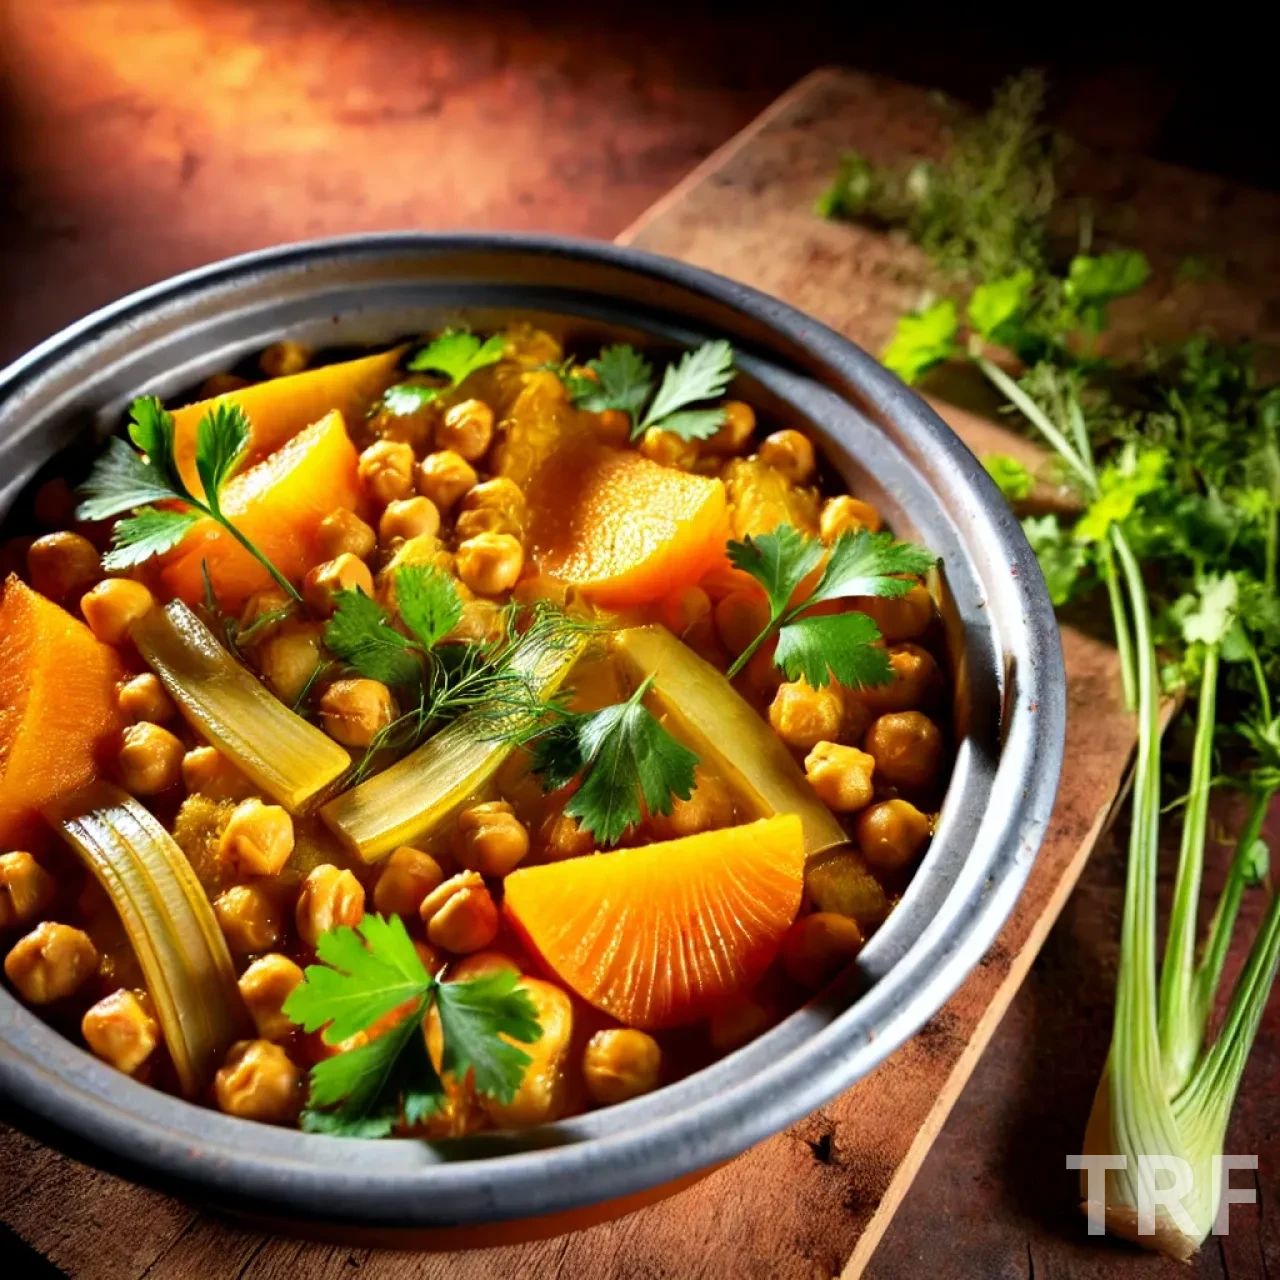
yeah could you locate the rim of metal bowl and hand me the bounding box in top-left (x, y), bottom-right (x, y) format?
top-left (0, 232), bottom-right (1065, 1228)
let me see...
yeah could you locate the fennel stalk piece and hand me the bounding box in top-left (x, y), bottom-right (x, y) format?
top-left (132, 601), bottom-right (350, 813)
top-left (46, 783), bottom-right (248, 1096)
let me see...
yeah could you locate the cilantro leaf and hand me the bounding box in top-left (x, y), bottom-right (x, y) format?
top-left (76, 436), bottom-right (180, 520)
top-left (1074, 444), bottom-right (1166, 544)
top-left (638, 340), bottom-right (735, 437)
top-left (194, 404), bottom-right (250, 512)
top-left (967, 269), bottom-right (1035, 345)
top-left (284, 914), bottom-right (433, 1043)
top-left (727, 524), bottom-right (824, 622)
top-left (407, 329), bottom-right (505, 383)
top-left (301, 994), bottom-right (439, 1138)
top-left (1182, 575), bottom-right (1239, 648)
top-left (434, 969), bottom-right (542, 1104)
top-left (533, 677), bottom-right (700, 845)
top-left (101, 507), bottom-right (201, 571)
top-left (394, 564), bottom-right (463, 650)
top-left (1064, 251), bottom-right (1150, 331)
top-left (381, 383), bottom-right (441, 417)
top-left (808, 529), bottom-right (936, 606)
top-left (126, 396), bottom-right (182, 482)
top-left (324, 588), bottom-right (423, 687)
top-left (984, 453), bottom-right (1035, 501)
top-left (882, 300), bottom-right (958, 384)
top-left (568, 344), bottom-right (654, 424)
top-left (775, 611), bottom-right (892, 690)
top-left (1022, 514), bottom-right (1089, 606)
top-left (646, 409), bottom-right (725, 441)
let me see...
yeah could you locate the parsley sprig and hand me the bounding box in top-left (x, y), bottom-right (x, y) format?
top-left (77, 397), bottom-right (300, 601)
top-left (282, 913), bottom-right (541, 1137)
top-left (526, 675), bottom-right (700, 846)
top-left (568, 340), bottom-right (736, 441)
top-left (724, 524), bottom-right (936, 686)
top-left (378, 329), bottom-right (507, 416)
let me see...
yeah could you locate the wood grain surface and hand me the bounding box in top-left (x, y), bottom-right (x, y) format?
top-left (2, 7), bottom-right (1279, 1276)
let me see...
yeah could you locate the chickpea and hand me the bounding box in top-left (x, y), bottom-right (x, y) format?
top-left (118, 722), bottom-right (185, 795)
top-left (213, 884), bottom-right (281, 955)
top-left (780, 912), bottom-right (865, 990)
top-left (81, 989), bottom-right (159, 1075)
top-left (819, 495), bottom-right (883, 542)
top-left (708, 995), bottom-right (774, 1053)
top-left (446, 597), bottom-right (506, 645)
top-left (857, 799), bottom-right (931, 874)
top-left (238, 587), bottom-right (293, 639)
top-left (864, 710), bottom-right (944, 790)
top-left (454, 801), bottom-right (530, 878)
top-left (117, 673), bottom-right (176, 724)
top-left (79, 578), bottom-right (155, 646)
top-left (583, 1029), bottom-right (661, 1105)
top-left (855, 584), bottom-right (935, 643)
top-left (303, 553), bottom-right (375, 618)
top-left (319, 678), bottom-right (395, 748)
top-left (296, 864), bottom-right (365, 947)
top-left (460, 477), bottom-right (526, 532)
top-left (4, 922), bottom-right (98, 1003)
top-left (199, 371), bottom-right (250, 398)
top-left (238, 953), bottom-right (305, 1042)
top-left (373, 846), bottom-right (445, 917)
top-left (648, 767), bottom-right (734, 840)
top-left (804, 742), bottom-right (876, 813)
top-left (0, 852), bottom-right (57, 931)
top-left (481, 978), bottom-right (574, 1128)
top-left (316, 508), bottom-right (376, 561)
top-left (419, 870), bottom-right (498, 954)
top-left (379, 496), bottom-right (441, 545)
top-left (805, 851), bottom-right (890, 929)
top-left (416, 450), bottom-right (477, 511)
top-left (435, 398), bottom-right (494, 462)
top-left (593, 408), bottom-right (631, 448)
top-left (639, 427), bottom-right (699, 471)
top-left (840, 694), bottom-right (874, 748)
top-left (703, 400), bottom-right (755, 456)
top-left (758, 429), bottom-right (816, 484)
top-left (414, 939), bottom-right (449, 977)
top-left (537, 809), bottom-right (595, 861)
top-left (768, 679), bottom-right (844, 751)
top-left (849, 642), bottom-right (940, 714)
top-left (358, 440), bottom-right (416, 506)
top-left (660, 585), bottom-right (712, 638)
top-left (714, 589), bottom-right (771, 657)
top-left (218, 798), bottom-right (295, 878)
top-left (182, 745), bottom-right (253, 800)
top-left (258, 621), bottom-right (326, 703)
top-left (455, 506), bottom-right (516, 541)
top-left (446, 949), bottom-right (520, 984)
top-left (214, 1039), bottom-right (302, 1125)
top-left (512, 574), bottom-right (569, 611)
top-left (33, 477), bottom-right (76, 528)
top-left (456, 533), bottom-right (524, 597)
top-left (259, 340), bottom-right (309, 379)
top-left (27, 532), bottom-right (100, 603)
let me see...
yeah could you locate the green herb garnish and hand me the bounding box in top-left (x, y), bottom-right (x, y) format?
top-left (568, 339), bottom-right (736, 441)
top-left (283, 913), bottom-right (540, 1137)
top-left (724, 524), bottom-right (935, 685)
top-left (527, 675), bottom-right (700, 846)
top-left (377, 328), bottom-right (507, 417)
top-left (77, 397), bottom-right (300, 601)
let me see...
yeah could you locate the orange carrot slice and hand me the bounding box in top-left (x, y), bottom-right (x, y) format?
top-left (172, 346), bottom-right (404, 497)
top-left (503, 814), bottom-right (805, 1029)
top-left (0, 577), bottom-right (124, 846)
top-left (161, 409), bottom-right (363, 609)
top-left (528, 446), bottom-right (729, 608)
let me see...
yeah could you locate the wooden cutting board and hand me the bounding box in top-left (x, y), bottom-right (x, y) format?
top-left (4, 67), bottom-right (1279, 1280)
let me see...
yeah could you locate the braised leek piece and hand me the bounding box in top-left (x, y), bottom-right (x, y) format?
top-left (322, 632), bottom-right (587, 861)
top-left (46, 782), bottom-right (248, 1095)
top-left (132, 601), bottom-right (349, 812)
top-left (612, 625), bottom-right (847, 858)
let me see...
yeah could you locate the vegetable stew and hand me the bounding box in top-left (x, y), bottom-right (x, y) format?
top-left (0, 324), bottom-right (951, 1137)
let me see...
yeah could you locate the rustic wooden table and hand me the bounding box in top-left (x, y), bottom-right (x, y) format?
top-left (2, 4), bottom-right (1278, 1277)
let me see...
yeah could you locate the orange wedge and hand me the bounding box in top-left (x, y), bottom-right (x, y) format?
top-left (0, 576), bottom-right (124, 846)
top-left (528, 446), bottom-right (729, 608)
top-left (172, 346), bottom-right (404, 497)
top-left (503, 814), bottom-right (805, 1029)
top-left (161, 409), bottom-right (363, 609)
